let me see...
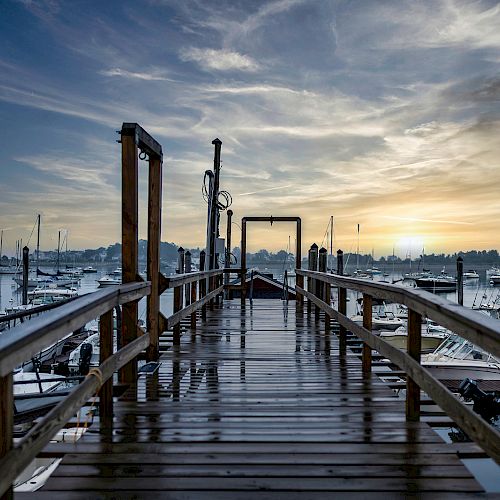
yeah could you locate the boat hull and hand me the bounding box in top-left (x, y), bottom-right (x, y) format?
top-left (422, 362), bottom-right (500, 381)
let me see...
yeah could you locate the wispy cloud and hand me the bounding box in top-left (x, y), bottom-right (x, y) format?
top-left (239, 184), bottom-right (293, 196)
top-left (381, 216), bottom-right (474, 226)
top-left (99, 67), bottom-right (174, 81)
top-left (179, 47), bottom-right (260, 72)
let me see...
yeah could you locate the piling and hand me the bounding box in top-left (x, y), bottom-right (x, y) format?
top-left (319, 247), bottom-right (329, 331)
top-left (22, 246), bottom-right (29, 306)
top-left (457, 256), bottom-right (464, 306)
top-left (185, 250), bottom-right (192, 307)
top-left (337, 249), bottom-right (347, 353)
top-left (200, 250), bottom-right (207, 320)
top-left (225, 209), bottom-right (233, 300)
top-left (307, 244), bottom-right (318, 315)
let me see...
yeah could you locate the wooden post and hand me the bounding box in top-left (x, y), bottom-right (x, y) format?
top-left (241, 218), bottom-right (247, 305)
top-left (295, 218), bottom-right (303, 311)
top-left (317, 248), bottom-right (327, 320)
top-left (225, 209), bottom-right (233, 300)
top-left (319, 247), bottom-right (329, 331)
top-left (190, 280), bottom-right (197, 330)
top-left (121, 127), bottom-right (139, 384)
top-left (185, 250), bottom-right (192, 309)
top-left (99, 310), bottom-right (113, 431)
top-left (200, 250), bottom-right (207, 320)
top-left (337, 249), bottom-right (347, 353)
top-left (22, 246), bottom-right (29, 306)
top-left (0, 373), bottom-right (13, 499)
top-left (406, 308), bottom-right (422, 421)
top-left (362, 293), bottom-right (372, 375)
top-left (146, 155), bottom-right (162, 361)
top-left (173, 285), bottom-right (182, 345)
top-left (307, 244), bottom-right (318, 315)
top-left (457, 256), bottom-right (464, 306)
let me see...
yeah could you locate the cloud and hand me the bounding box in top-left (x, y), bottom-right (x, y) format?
top-left (179, 48), bottom-right (260, 72)
top-left (99, 67), bottom-right (173, 81)
top-left (239, 184), bottom-right (293, 196)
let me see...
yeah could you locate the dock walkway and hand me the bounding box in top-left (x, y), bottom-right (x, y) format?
top-left (34, 300), bottom-right (484, 497)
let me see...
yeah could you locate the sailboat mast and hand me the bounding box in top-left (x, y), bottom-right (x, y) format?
top-left (0, 230), bottom-right (3, 262)
top-left (36, 214), bottom-right (41, 272)
top-left (330, 216), bottom-right (333, 271)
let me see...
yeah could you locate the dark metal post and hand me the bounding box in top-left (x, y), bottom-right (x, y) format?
top-left (208, 139), bottom-right (222, 270)
top-left (457, 256), bottom-right (464, 306)
top-left (337, 249), bottom-right (347, 354)
top-left (200, 250), bottom-right (207, 320)
top-left (22, 246), bottom-right (29, 306)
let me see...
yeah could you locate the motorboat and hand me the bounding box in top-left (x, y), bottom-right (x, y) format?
top-left (27, 287), bottom-right (78, 301)
top-left (365, 267), bottom-right (382, 276)
top-left (379, 326), bottom-right (448, 352)
top-left (83, 266), bottom-right (97, 273)
top-left (58, 267), bottom-right (83, 277)
top-left (463, 269), bottom-right (479, 279)
top-left (486, 267), bottom-right (500, 277)
top-left (111, 267), bottom-right (122, 276)
top-left (13, 372), bottom-right (63, 396)
top-left (97, 275), bottom-right (121, 287)
top-left (422, 334), bottom-right (500, 381)
top-left (68, 333), bottom-right (100, 375)
top-left (350, 310), bottom-right (404, 331)
top-left (489, 274), bottom-right (500, 285)
top-left (415, 269), bottom-right (457, 292)
top-left (0, 266), bottom-right (19, 274)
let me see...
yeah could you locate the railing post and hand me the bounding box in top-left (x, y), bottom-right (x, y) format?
top-left (457, 256), bottom-right (464, 306)
top-left (200, 250), bottom-right (207, 320)
top-left (173, 285), bottom-right (182, 345)
top-left (337, 249), bottom-right (347, 354)
top-left (191, 280), bottom-right (197, 330)
top-left (241, 218), bottom-right (247, 306)
top-left (295, 218), bottom-right (303, 312)
top-left (319, 247), bottom-right (329, 331)
top-left (0, 373), bottom-right (13, 499)
top-left (185, 250), bottom-right (192, 310)
top-left (406, 308), bottom-right (422, 421)
top-left (307, 244), bottom-right (318, 315)
top-left (362, 293), bottom-right (372, 375)
top-left (225, 209), bottom-right (233, 300)
top-left (120, 125), bottom-right (139, 385)
top-left (99, 310), bottom-right (113, 432)
top-left (146, 153), bottom-right (162, 362)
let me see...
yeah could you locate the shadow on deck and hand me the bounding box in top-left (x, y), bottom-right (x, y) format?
top-left (33, 299), bottom-right (484, 497)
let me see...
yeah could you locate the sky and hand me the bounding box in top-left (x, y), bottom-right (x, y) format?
top-left (0, 0), bottom-right (499, 257)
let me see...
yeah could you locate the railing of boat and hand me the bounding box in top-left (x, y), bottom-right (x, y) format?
top-left (295, 268), bottom-right (500, 465)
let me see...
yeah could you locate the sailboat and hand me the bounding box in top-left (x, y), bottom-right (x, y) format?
top-left (0, 231), bottom-right (19, 274)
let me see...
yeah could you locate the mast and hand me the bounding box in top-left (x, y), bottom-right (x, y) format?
top-left (392, 245), bottom-right (395, 276)
top-left (57, 230), bottom-right (61, 272)
top-left (330, 216), bottom-right (333, 271)
top-left (0, 230), bottom-right (3, 262)
top-left (36, 213), bottom-right (41, 273)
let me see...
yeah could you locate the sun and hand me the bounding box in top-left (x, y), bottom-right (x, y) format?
top-left (396, 237), bottom-right (425, 257)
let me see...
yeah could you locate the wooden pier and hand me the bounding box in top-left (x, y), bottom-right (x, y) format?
top-left (22, 300), bottom-right (488, 497)
top-left (1, 123), bottom-right (499, 497)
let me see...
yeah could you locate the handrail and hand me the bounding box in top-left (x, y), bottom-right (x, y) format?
top-left (295, 269), bottom-right (500, 464)
top-left (162, 269), bottom-right (223, 288)
top-left (0, 282), bottom-right (151, 377)
top-left (297, 269), bottom-right (500, 358)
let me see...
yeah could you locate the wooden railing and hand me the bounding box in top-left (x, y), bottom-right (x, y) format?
top-left (295, 269), bottom-right (500, 464)
top-left (0, 281), bottom-right (150, 497)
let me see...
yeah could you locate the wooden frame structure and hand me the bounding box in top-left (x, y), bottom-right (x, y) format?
top-left (240, 216), bottom-right (303, 307)
top-left (295, 268), bottom-right (500, 463)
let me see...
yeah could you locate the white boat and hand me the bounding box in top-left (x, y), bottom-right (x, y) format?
top-left (422, 335), bottom-right (500, 380)
top-left (486, 267), bottom-right (500, 277)
top-left (111, 267), bottom-right (122, 276)
top-left (68, 332), bottom-right (100, 375)
top-left (58, 267), bottom-right (83, 277)
top-left (379, 326), bottom-right (448, 352)
top-left (14, 275), bottom-right (78, 288)
top-left (27, 287), bottom-right (78, 301)
top-left (463, 269), bottom-right (479, 279)
top-left (13, 372), bottom-right (63, 396)
top-left (83, 266), bottom-right (97, 273)
top-left (489, 274), bottom-right (500, 285)
top-left (351, 310), bottom-right (403, 331)
top-left (0, 266), bottom-right (19, 274)
top-left (97, 275), bottom-right (121, 287)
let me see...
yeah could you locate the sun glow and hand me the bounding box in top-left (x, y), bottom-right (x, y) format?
top-left (396, 237), bottom-right (425, 258)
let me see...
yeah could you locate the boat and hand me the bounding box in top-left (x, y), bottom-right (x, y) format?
top-left (415, 268), bottom-right (457, 292)
top-left (463, 269), bottom-right (479, 279)
top-left (97, 275), bottom-right (121, 287)
top-left (27, 287), bottom-right (78, 301)
top-left (0, 266), bottom-right (19, 274)
top-left (58, 267), bottom-right (83, 277)
top-left (111, 267), bottom-right (122, 276)
top-left (67, 332), bottom-right (100, 375)
top-left (13, 372), bottom-right (63, 396)
top-left (350, 310), bottom-right (404, 331)
top-left (14, 275), bottom-right (78, 288)
top-left (422, 334), bottom-right (500, 381)
top-left (379, 326), bottom-right (448, 352)
top-left (489, 274), bottom-right (500, 285)
top-left (486, 267), bottom-right (500, 277)
top-left (83, 266), bottom-right (97, 273)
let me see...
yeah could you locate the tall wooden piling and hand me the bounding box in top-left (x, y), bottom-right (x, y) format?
top-left (200, 250), bottom-right (207, 320)
top-left (319, 247), bottom-right (329, 331)
top-left (362, 293), bottom-right (372, 375)
top-left (457, 256), bottom-right (464, 306)
top-left (185, 250), bottom-right (192, 307)
top-left (225, 209), bottom-right (233, 300)
top-left (307, 244), bottom-right (318, 315)
top-left (337, 249), bottom-right (347, 353)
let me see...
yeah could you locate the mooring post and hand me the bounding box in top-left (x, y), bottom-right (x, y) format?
top-left (362, 293), bottom-right (372, 375)
top-left (337, 249), bottom-right (347, 354)
top-left (456, 256), bottom-right (464, 306)
top-left (22, 246), bottom-right (29, 306)
top-left (295, 218), bottom-right (303, 312)
top-left (225, 209), bottom-right (233, 300)
top-left (191, 279), bottom-right (197, 330)
top-left (319, 247), bottom-right (329, 331)
top-left (200, 250), bottom-right (207, 320)
top-left (241, 218), bottom-right (247, 306)
top-left (307, 244), bottom-right (318, 316)
top-left (120, 126), bottom-right (139, 385)
top-left (185, 250), bottom-right (192, 308)
top-left (317, 248), bottom-right (327, 320)
top-left (146, 152), bottom-right (162, 362)
top-left (406, 308), bottom-right (422, 421)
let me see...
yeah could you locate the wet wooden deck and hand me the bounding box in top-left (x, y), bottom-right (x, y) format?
top-left (33, 300), bottom-right (485, 497)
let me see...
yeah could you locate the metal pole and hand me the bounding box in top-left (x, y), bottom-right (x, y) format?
top-left (22, 246), bottom-right (29, 305)
top-left (225, 209), bottom-right (233, 300)
top-left (241, 218), bottom-right (247, 305)
top-left (208, 139), bottom-right (222, 270)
